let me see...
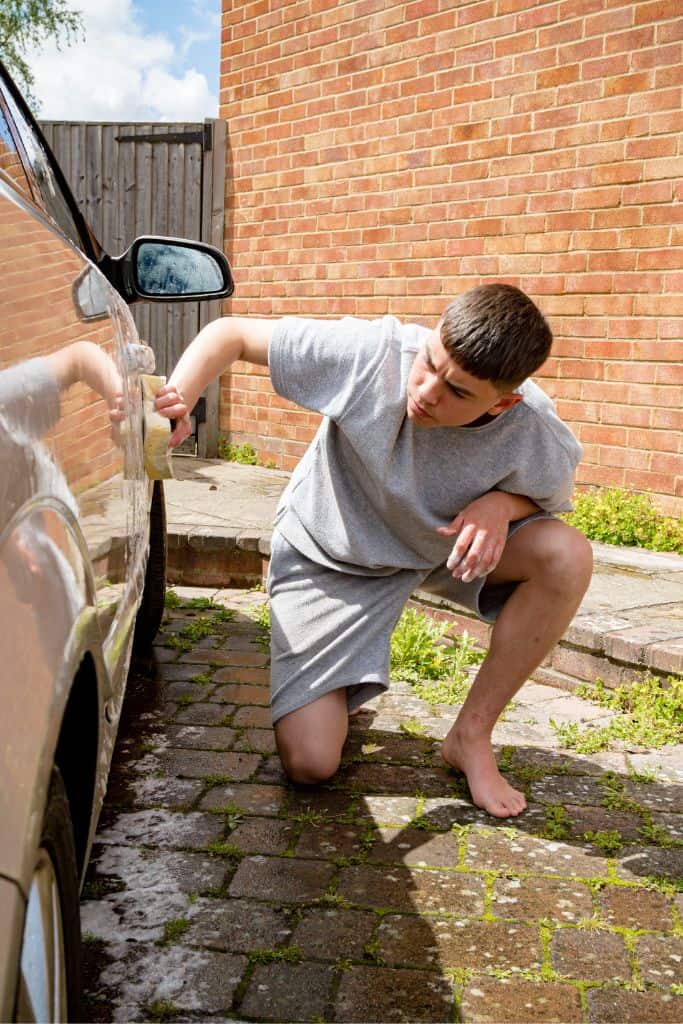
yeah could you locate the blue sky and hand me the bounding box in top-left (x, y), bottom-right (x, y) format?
top-left (135, 0), bottom-right (221, 97)
top-left (28, 0), bottom-right (222, 121)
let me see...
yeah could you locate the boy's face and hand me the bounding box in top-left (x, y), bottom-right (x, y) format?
top-left (406, 329), bottom-right (522, 428)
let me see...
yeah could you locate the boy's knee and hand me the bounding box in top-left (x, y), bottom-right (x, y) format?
top-left (277, 738), bottom-right (342, 785)
top-left (533, 521), bottom-right (593, 590)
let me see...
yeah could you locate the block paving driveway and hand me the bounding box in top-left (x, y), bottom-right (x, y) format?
top-left (81, 588), bottom-right (682, 1023)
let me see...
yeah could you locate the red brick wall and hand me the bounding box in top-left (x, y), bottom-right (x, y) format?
top-left (219, 0), bottom-right (682, 513)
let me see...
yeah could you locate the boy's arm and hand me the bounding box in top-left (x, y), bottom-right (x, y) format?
top-left (437, 491), bottom-right (540, 583)
top-left (154, 317), bottom-right (275, 446)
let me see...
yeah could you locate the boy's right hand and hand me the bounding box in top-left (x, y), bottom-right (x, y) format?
top-left (154, 382), bottom-right (192, 447)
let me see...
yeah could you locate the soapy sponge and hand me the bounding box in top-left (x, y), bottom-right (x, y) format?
top-left (140, 373), bottom-right (174, 480)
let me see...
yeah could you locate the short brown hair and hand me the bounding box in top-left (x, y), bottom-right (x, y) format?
top-left (439, 284), bottom-right (553, 389)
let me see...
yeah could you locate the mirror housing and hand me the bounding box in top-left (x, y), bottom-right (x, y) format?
top-left (105, 235), bottom-right (234, 303)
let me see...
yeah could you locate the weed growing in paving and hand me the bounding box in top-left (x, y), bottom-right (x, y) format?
top-left (563, 487), bottom-right (683, 554)
top-left (143, 999), bottom-right (180, 1022)
top-left (217, 438), bottom-right (276, 468)
top-left (399, 718), bottom-right (428, 738)
top-left (551, 674), bottom-right (682, 753)
top-left (390, 608), bottom-right (484, 706)
top-left (541, 803), bottom-right (574, 841)
top-left (163, 608), bottom-right (236, 651)
top-left (158, 918), bottom-right (190, 946)
top-left (583, 829), bottom-right (624, 855)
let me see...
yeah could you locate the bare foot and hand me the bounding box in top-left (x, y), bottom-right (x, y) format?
top-left (442, 728), bottom-right (526, 818)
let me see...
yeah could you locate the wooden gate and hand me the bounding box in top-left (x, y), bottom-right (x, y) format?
top-left (40, 119), bottom-right (227, 457)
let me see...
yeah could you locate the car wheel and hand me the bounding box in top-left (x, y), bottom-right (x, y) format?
top-left (15, 767), bottom-right (82, 1022)
top-left (133, 479), bottom-right (167, 653)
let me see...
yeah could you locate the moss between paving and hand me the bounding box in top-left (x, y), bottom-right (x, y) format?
top-left (80, 588), bottom-right (683, 1024)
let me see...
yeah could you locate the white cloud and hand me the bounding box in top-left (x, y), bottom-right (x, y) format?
top-left (27, 0), bottom-right (218, 122)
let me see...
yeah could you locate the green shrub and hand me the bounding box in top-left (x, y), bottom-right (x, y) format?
top-left (217, 438), bottom-right (276, 468)
top-left (564, 488), bottom-right (683, 554)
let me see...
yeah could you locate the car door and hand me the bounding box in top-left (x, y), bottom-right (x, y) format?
top-left (0, 74), bottom-right (149, 692)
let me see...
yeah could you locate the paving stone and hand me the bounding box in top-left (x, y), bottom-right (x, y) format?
top-left (615, 845), bottom-right (683, 883)
top-left (366, 827), bottom-right (462, 868)
top-left (200, 782), bottom-right (285, 816)
top-left (622, 778), bottom-right (683, 815)
top-left (89, 844), bottom-right (227, 896)
top-left (229, 855), bottom-right (336, 902)
top-left (337, 864), bottom-right (485, 915)
top-left (492, 876), bottom-right (594, 924)
top-left (254, 756), bottom-right (290, 786)
top-left (164, 680), bottom-right (215, 703)
top-left (295, 822), bottom-right (367, 860)
top-left (100, 944), bottom-right (247, 1018)
top-left (291, 907), bottom-right (377, 960)
top-left (233, 728), bottom-right (278, 754)
top-left (636, 933), bottom-right (683, 986)
top-left (211, 669), bottom-right (270, 690)
top-left (344, 734), bottom-right (434, 764)
top-left (340, 762), bottom-right (458, 797)
top-left (158, 748), bottom-right (261, 780)
top-left (420, 797), bottom-right (491, 829)
top-left (152, 643), bottom-right (178, 663)
top-left (175, 702), bottom-right (233, 725)
top-left (551, 927), bottom-right (631, 982)
top-left (180, 648), bottom-right (268, 667)
top-left (354, 795), bottom-right (420, 825)
top-left (463, 829), bottom-right (610, 879)
top-left (586, 987), bottom-right (683, 1022)
top-left (228, 817), bottom-right (297, 855)
top-left (233, 705), bottom-right (273, 728)
top-left (284, 787), bottom-right (358, 820)
top-left (387, 917), bottom-right (543, 972)
top-left (651, 811), bottom-right (683, 841)
top-left (597, 884), bottom-right (675, 930)
top-left (529, 774), bottom-right (607, 806)
top-left (239, 962), bottom-right (333, 1022)
top-left (562, 803), bottom-right (645, 844)
top-left (166, 724), bottom-right (237, 750)
top-left (159, 662), bottom-right (215, 682)
top-left (219, 634), bottom-right (264, 651)
top-left (96, 809), bottom-right (224, 850)
top-left (210, 682), bottom-right (271, 704)
top-left (334, 964), bottom-right (454, 1022)
top-left (185, 897), bottom-right (292, 952)
top-left (460, 977), bottom-right (584, 1022)
top-left (129, 774), bottom-right (204, 810)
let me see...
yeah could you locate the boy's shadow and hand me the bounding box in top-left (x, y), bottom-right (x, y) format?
top-left (285, 706), bottom-right (681, 1021)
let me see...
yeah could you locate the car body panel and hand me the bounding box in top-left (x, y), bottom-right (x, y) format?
top-left (0, 58), bottom-right (234, 1020)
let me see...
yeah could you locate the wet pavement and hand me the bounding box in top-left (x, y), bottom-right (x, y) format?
top-left (80, 585), bottom-right (683, 1023)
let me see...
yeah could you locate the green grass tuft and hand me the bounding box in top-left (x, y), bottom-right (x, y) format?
top-left (389, 609), bottom-right (484, 707)
top-left (551, 675), bottom-right (682, 753)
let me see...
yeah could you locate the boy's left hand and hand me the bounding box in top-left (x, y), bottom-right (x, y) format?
top-left (437, 492), bottom-right (511, 583)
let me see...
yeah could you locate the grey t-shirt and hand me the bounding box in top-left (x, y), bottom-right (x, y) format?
top-left (269, 315), bottom-right (582, 575)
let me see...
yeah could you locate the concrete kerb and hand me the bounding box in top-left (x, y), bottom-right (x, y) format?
top-left (164, 460), bottom-right (683, 688)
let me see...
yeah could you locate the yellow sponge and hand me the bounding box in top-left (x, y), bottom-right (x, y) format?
top-left (141, 373), bottom-right (174, 480)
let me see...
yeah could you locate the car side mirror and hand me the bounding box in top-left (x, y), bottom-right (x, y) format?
top-left (108, 235), bottom-right (234, 303)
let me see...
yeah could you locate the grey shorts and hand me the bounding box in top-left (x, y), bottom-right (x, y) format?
top-left (267, 513), bottom-right (552, 724)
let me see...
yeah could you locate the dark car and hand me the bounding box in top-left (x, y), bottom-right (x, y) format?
top-left (0, 61), bottom-right (233, 1021)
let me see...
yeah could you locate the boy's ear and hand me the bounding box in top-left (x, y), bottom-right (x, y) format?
top-left (488, 392), bottom-right (523, 416)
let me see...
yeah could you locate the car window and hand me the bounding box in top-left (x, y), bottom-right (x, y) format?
top-left (0, 99), bottom-right (33, 200)
top-left (1, 82), bottom-right (84, 249)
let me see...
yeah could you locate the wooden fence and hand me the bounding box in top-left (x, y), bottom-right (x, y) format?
top-left (40, 119), bottom-right (227, 457)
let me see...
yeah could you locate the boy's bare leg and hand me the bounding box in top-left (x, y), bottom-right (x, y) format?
top-left (275, 688), bottom-right (350, 784)
top-left (442, 520), bottom-right (593, 818)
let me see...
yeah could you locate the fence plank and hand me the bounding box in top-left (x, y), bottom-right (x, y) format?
top-left (39, 118), bottom-right (227, 447)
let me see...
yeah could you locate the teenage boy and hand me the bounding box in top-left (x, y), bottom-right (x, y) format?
top-left (155, 284), bottom-right (592, 818)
